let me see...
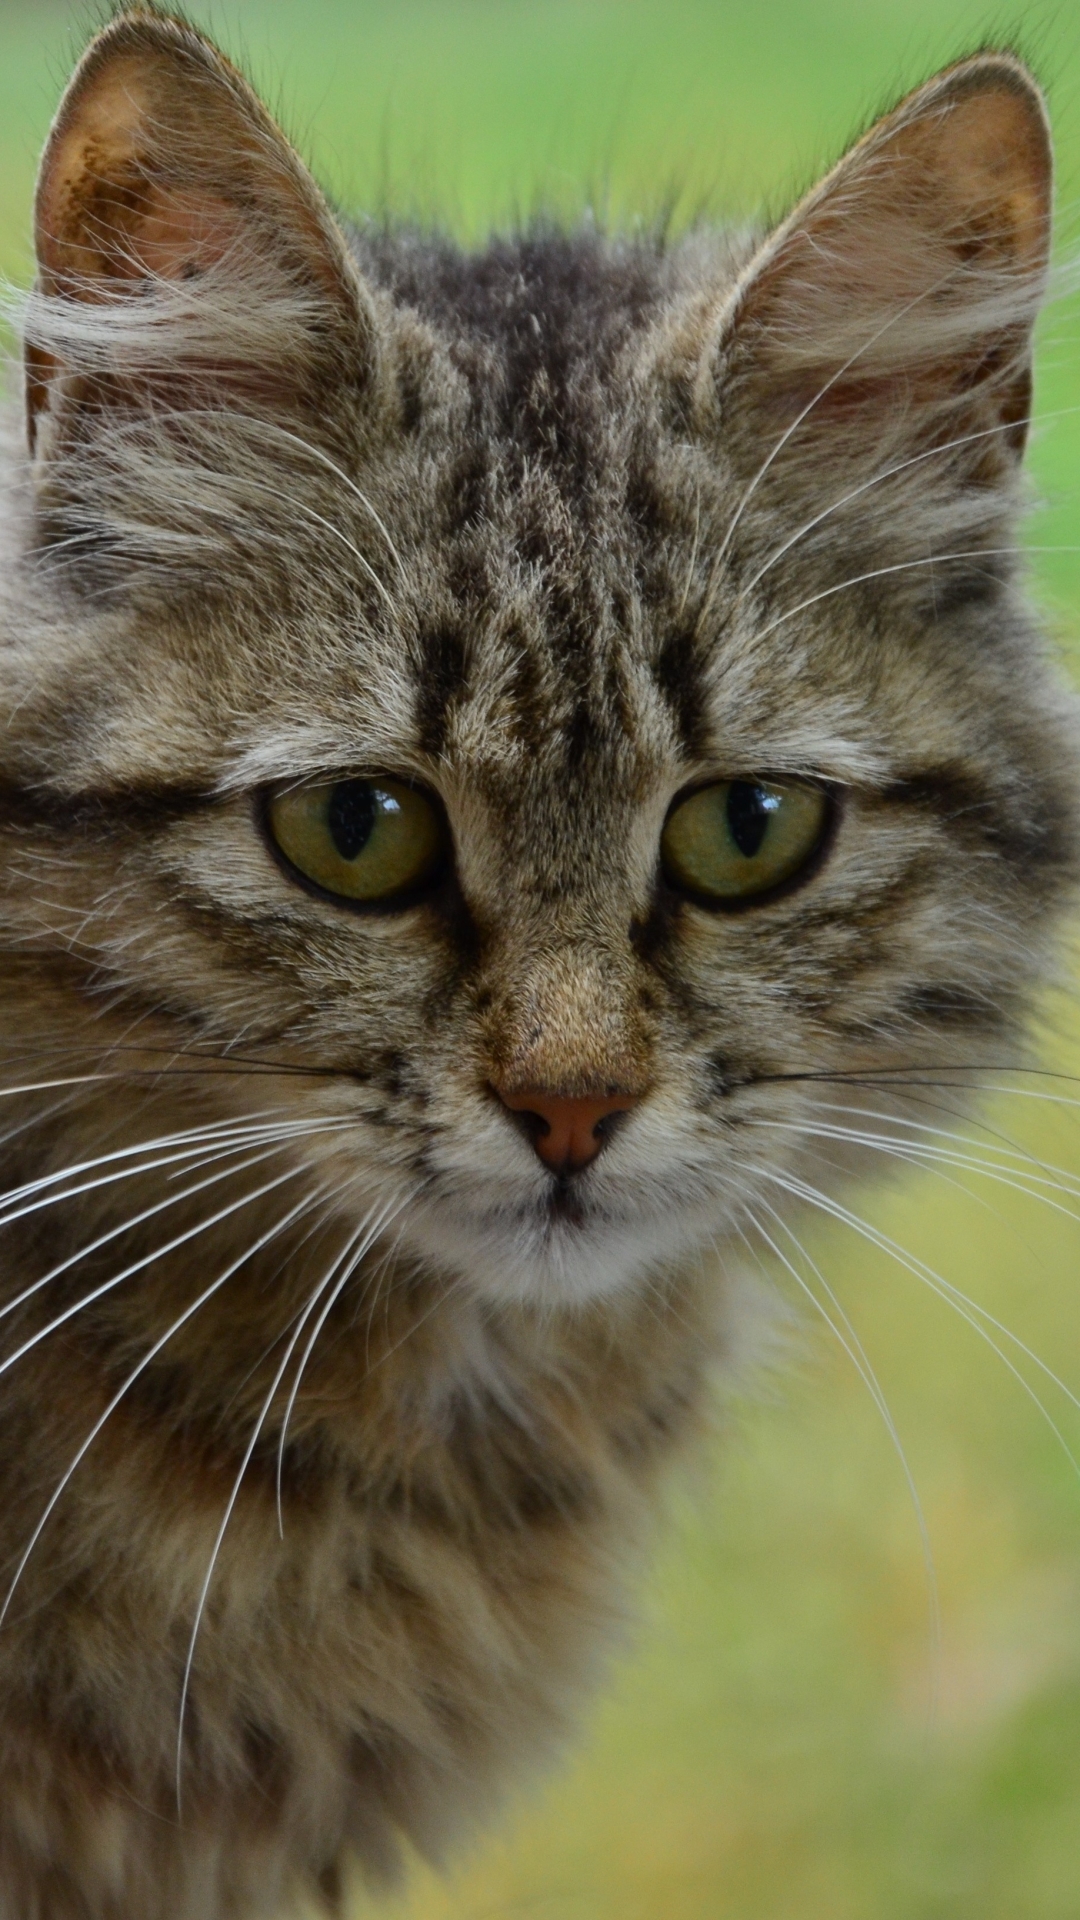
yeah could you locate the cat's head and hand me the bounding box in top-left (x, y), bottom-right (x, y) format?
top-left (2, 12), bottom-right (1077, 1307)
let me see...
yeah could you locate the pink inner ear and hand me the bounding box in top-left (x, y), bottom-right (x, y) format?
top-left (118, 185), bottom-right (244, 282)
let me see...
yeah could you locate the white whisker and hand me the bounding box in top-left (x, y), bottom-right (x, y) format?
top-left (695, 268), bottom-right (966, 631)
top-left (0, 1184), bottom-right (328, 1628)
top-left (274, 1186), bottom-right (416, 1534)
top-left (0, 1112), bottom-right (353, 1245)
top-left (215, 1205), bottom-right (350, 1420)
top-left (763, 1168), bottom-right (1080, 1469)
top-left (747, 1114), bottom-right (1080, 1215)
top-left (737, 1201), bottom-right (941, 1685)
top-left (0, 1111), bottom-right (296, 1224)
top-left (179, 411), bottom-right (406, 580)
top-left (0, 1127), bottom-right (345, 1334)
top-left (0, 1158), bottom-right (308, 1388)
top-left (736, 404), bottom-right (1080, 604)
top-left (174, 1193), bottom-right (406, 1808)
top-left (755, 545), bottom-right (1080, 642)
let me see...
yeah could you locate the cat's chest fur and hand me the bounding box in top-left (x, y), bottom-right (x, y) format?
top-left (0, 1201), bottom-right (716, 1913)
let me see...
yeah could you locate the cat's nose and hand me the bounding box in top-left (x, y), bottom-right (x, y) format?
top-left (493, 1086), bottom-right (639, 1173)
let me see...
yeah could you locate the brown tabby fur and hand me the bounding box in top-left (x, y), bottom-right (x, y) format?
top-left (0, 8), bottom-right (1076, 1915)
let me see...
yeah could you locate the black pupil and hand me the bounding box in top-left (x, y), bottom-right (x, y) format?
top-left (327, 781), bottom-right (377, 861)
top-left (726, 781), bottom-right (772, 859)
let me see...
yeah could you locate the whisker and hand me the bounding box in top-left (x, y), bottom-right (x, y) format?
top-left (755, 545), bottom-right (1080, 642)
top-left (214, 1203), bottom-right (351, 1421)
top-left (203, 467), bottom-right (397, 613)
top-left (737, 1200), bottom-right (941, 1685)
top-left (747, 1115), bottom-right (1080, 1216)
top-left (273, 1203), bottom-right (389, 1527)
top-left (172, 410), bottom-right (407, 580)
top-left (0, 1144), bottom-right (287, 1333)
top-left (0, 1112), bottom-right (351, 1236)
top-left (695, 270), bottom-right (964, 633)
top-left (274, 1186), bottom-right (417, 1534)
top-left (746, 1091), bottom-right (1080, 1303)
top-left (0, 1125), bottom-right (349, 1332)
top-left (173, 1194), bottom-right (407, 1809)
top-left (768, 1089), bottom-right (1078, 1149)
top-left (0, 1073), bottom-right (138, 1099)
top-left (13, 1040), bottom-right (1079, 1099)
top-left (763, 1167), bottom-right (1080, 1469)
top-left (735, 403), bottom-right (1080, 604)
top-left (359, 1255), bottom-right (462, 1384)
top-left (749, 1064), bottom-right (1080, 1092)
top-left (815, 1079), bottom-right (1080, 1195)
top-left (753, 1126), bottom-right (1053, 1311)
top-left (0, 1183), bottom-right (329, 1629)
top-left (0, 1038), bottom-right (381, 1084)
top-left (0, 1111), bottom-right (296, 1223)
top-left (0, 1157), bottom-right (309, 1389)
top-left (0, 1083), bottom-right (103, 1161)
top-left (361, 1228), bottom-right (415, 1370)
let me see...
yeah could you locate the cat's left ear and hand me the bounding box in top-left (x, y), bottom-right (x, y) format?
top-left (694, 53), bottom-right (1051, 483)
top-left (27, 10), bottom-right (377, 455)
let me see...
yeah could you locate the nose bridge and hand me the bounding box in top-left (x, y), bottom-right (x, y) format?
top-left (483, 934), bottom-right (652, 1098)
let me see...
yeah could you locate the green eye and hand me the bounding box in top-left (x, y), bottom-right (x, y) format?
top-left (266, 777), bottom-right (445, 905)
top-left (661, 778), bottom-right (829, 904)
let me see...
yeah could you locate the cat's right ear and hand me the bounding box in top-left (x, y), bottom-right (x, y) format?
top-left (26, 10), bottom-right (377, 459)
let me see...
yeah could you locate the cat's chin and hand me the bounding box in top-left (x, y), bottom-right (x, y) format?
top-left (396, 1189), bottom-right (719, 1309)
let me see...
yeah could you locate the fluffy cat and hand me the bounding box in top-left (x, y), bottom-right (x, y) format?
top-left (0, 8), bottom-right (1075, 1916)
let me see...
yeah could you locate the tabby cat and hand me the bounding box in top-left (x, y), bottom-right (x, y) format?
top-left (0, 8), bottom-right (1075, 1916)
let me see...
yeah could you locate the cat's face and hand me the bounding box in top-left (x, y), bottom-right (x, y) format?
top-left (3, 20), bottom-right (1078, 1309)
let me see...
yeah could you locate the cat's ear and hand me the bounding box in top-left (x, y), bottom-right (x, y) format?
top-left (26, 9), bottom-right (376, 456)
top-left (702, 54), bottom-right (1051, 488)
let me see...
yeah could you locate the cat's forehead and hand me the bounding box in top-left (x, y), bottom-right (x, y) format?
top-left (239, 237), bottom-right (710, 777)
top-left (10, 228), bottom-right (1027, 806)
top-left (218, 557), bottom-right (920, 817)
top-left (28, 426), bottom-right (947, 809)
top-left (360, 227), bottom-right (670, 386)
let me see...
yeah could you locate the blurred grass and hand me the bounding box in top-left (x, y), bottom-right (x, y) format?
top-left (4, 4), bottom-right (1080, 1917)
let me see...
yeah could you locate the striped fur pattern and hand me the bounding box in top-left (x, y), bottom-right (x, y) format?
top-left (0, 10), bottom-right (1075, 1915)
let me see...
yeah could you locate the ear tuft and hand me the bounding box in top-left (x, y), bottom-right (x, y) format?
top-left (713, 53), bottom-right (1052, 468)
top-left (27, 9), bottom-right (374, 451)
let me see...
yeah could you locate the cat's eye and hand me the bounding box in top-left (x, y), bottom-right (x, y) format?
top-left (266, 777), bottom-right (446, 906)
top-left (661, 778), bottom-right (830, 905)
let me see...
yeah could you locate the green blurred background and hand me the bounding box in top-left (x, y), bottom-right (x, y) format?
top-left (6, 3), bottom-right (1080, 1915)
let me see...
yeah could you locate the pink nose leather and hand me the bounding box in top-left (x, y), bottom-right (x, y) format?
top-left (495, 1087), bottom-right (639, 1172)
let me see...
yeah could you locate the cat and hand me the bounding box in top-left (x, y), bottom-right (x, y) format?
top-left (0, 6), bottom-right (1075, 1916)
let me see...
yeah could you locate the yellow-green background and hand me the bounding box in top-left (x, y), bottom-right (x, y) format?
top-left (5, 4), bottom-right (1080, 1915)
